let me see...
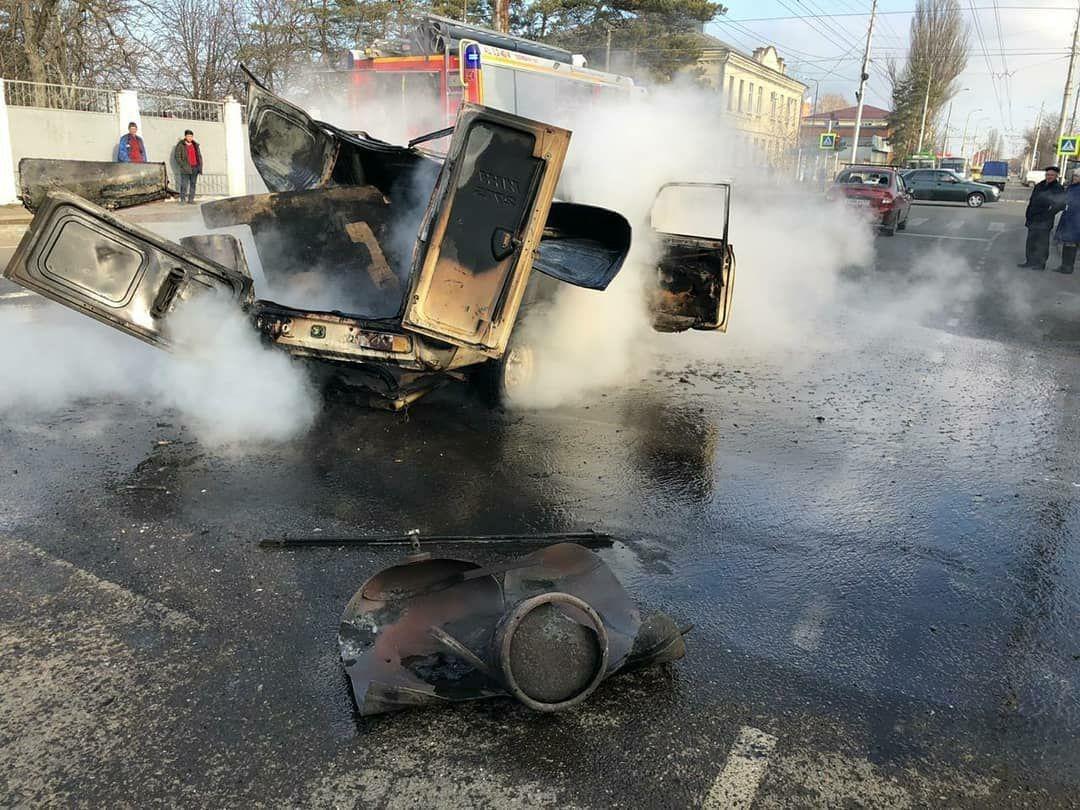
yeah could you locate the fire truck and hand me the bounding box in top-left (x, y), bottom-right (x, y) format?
top-left (338, 15), bottom-right (639, 146)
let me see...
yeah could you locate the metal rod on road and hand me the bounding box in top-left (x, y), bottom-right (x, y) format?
top-left (850, 0), bottom-right (878, 165)
top-left (1057, 4), bottom-right (1080, 175)
top-left (258, 530), bottom-right (616, 550)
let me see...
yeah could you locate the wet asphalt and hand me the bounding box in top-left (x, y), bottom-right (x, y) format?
top-left (1, 187), bottom-right (1079, 808)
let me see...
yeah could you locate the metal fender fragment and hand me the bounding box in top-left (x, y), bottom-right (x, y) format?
top-left (338, 542), bottom-right (687, 716)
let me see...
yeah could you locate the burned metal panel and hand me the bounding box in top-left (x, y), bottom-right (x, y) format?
top-left (19, 158), bottom-right (169, 213)
top-left (243, 67), bottom-right (440, 202)
top-left (533, 202), bottom-right (631, 290)
top-left (250, 301), bottom-right (420, 367)
top-left (338, 542), bottom-right (687, 716)
top-left (2, 191), bottom-right (251, 348)
top-left (648, 182), bottom-right (735, 333)
top-left (650, 239), bottom-right (735, 333)
top-left (402, 105), bottom-right (571, 356)
top-left (202, 187), bottom-right (415, 320)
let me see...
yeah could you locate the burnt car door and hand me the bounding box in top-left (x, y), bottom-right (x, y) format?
top-left (401, 104), bottom-right (570, 356)
top-left (648, 182), bottom-right (735, 333)
top-left (245, 66), bottom-right (439, 203)
top-left (2, 191), bottom-right (252, 347)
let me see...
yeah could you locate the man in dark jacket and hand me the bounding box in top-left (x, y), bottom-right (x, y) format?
top-left (1019, 165), bottom-right (1066, 269)
top-left (116, 122), bottom-right (147, 163)
top-left (173, 129), bottom-right (203, 204)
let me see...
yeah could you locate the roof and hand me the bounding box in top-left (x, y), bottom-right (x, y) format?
top-left (693, 31), bottom-right (751, 59)
top-left (807, 104), bottom-right (891, 121)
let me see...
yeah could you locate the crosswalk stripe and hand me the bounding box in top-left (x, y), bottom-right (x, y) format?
top-left (908, 217), bottom-right (929, 227)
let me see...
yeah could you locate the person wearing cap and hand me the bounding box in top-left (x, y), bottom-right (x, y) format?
top-left (1019, 165), bottom-right (1066, 270)
top-left (116, 122), bottom-right (147, 163)
top-left (172, 129), bottom-right (203, 204)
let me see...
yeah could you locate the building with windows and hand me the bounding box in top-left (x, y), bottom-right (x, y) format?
top-left (799, 105), bottom-right (894, 166)
top-left (692, 34), bottom-right (807, 169)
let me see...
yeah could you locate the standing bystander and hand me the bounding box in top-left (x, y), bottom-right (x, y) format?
top-left (1054, 169), bottom-right (1080, 274)
top-left (173, 129), bottom-right (203, 204)
top-left (1019, 165), bottom-right (1066, 270)
top-left (116, 122), bottom-right (147, 163)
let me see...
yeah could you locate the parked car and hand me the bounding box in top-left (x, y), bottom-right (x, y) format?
top-left (3, 69), bottom-right (737, 410)
top-left (900, 169), bottom-right (1000, 207)
top-left (825, 166), bottom-right (912, 236)
top-left (979, 160), bottom-right (1009, 191)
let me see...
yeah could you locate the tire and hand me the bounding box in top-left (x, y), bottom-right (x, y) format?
top-left (879, 213), bottom-right (897, 236)
top-left (967, 192), bottom-right (985, 208)
top-left (897, 212), bottom-right (908, 231)
top-left (477, 338), bottom-right (536, 407)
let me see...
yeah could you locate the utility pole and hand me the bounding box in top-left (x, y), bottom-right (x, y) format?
top-left (917, 64), bottom-right (934, 152)
top-left (605, 25), bottom-right (613, 72)
top-left (1030, 102), bottom-right (1045, 174)
top-left (941, 101), bottom-right (953, 154)
top-left (960, 107), bottom-right (982, 158)
top-left (850, 0), bottom-right (877, 165)
top-left (1057, 4), bottom-right (1080, 174)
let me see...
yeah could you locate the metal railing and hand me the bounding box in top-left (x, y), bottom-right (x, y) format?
top-left (3, 79), bottom-right (117, 113)
top-left (140, 92), bottom-right (224, 123)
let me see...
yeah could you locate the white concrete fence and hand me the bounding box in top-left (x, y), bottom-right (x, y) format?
top-left (0, 78), bottom-right (259, 205)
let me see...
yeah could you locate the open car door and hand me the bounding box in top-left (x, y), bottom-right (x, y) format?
top-left (401, 104), bottom-right (570, 357)
top-left (648, 182), bottom-right (735, 333)
top-left (245, 67), bottom-right (439, 201)
top-left (2, 191), bottom-right (252, 348)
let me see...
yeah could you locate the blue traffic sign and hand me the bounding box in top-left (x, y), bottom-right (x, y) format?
top-left (1059, 136), bottom-right (1079, 156)
top-left (819, 133), bottom-right (837, 150)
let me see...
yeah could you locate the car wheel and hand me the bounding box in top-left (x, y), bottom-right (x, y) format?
top-left (879, 214), bottom-right (897, 236)
top-left (967, 192), bottom-right (985, 208)
top-left (897, 213), bottom-right (908, 231)
top-left (478, 337), bottom-right (536, 407)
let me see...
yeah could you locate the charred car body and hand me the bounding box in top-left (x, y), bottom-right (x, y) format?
top-left (4, 70), bottom-right (735, 409)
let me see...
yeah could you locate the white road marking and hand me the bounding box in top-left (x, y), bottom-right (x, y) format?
top-left (945, 219), bottom-right (964, 231)
top-left (901, 233), bottom-right (989, 242)
top-left (2, 537), bottom-right (201, 630)
top-left (703, 726), bottom-right (778, 809)
top-left (987, 222), bottom-right (1008, 233)
top-left (0, 291), bottom-right (32, 300)
top-left (908, 217), bottom-right (929, 228)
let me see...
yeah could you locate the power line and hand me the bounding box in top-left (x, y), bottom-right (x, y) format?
top-left (723, 6), bottom-right (1076, 23)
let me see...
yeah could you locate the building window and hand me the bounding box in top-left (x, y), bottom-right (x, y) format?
top-left (757, 87), bottom-right (763, 115)
top-left (727, 76), bottom-right (735, 111)
top-left (748, 82), bottom-right (754, 114)
top-left (770, 92), bottom-right (777, 118)
top-left (738, 79), bottom-right (744, 112)
top-left (787, 98), bottom-right (795, 129)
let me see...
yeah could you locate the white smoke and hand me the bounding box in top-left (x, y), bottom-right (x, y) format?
top-left (0, 292), bottom-right (318, 448)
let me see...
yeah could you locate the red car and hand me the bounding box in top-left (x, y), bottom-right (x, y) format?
top-left (826, 166), bottom-right (912, 236)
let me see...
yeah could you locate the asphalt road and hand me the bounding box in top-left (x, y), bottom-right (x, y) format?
top-left (1, 187), bottom-right (1079, 808)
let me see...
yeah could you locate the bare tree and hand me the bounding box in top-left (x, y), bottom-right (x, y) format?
top-left (233, 0), bottom-right (311, 90)
top-left (146, 0), bottom-right (241, 98)
top-left (887, 0), bottom-right (969, 160)
top-left (814, 93), bottom-right (850, 114)
top-left (0, 0), bottom-right (145, 86)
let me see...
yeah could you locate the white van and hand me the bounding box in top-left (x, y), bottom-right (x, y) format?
top-left (1023, 169), bottom-right (1046, 187)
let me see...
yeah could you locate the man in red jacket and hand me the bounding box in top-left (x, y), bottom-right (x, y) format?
top-left (172, 129), bottom-right (203, 204)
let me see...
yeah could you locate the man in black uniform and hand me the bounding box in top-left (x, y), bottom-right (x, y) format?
top-left (1019, 165), bottom-right (1066, 270)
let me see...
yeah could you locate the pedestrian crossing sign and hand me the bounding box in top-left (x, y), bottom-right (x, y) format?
top-left (819, 133), bottom-right (837, 150)
top-left (1059, 136), bottom-right (1079, 156)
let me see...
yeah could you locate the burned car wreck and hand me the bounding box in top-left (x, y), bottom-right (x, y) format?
top-left (339, 542), bottom-right (687, 716)
top-left (4, 70), bottom-right (735, 409)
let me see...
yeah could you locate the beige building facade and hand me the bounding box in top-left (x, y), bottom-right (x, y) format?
top-left (694, 36), bottom-right (807, 169)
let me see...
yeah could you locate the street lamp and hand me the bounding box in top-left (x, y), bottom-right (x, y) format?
top-left (960, 108), bottom-right (983, 158)
top-left (940, 88), bottom-right (970, 154)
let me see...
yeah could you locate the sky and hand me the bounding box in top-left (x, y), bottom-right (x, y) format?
top-left (705, 1), bottom-right (1080, 157)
